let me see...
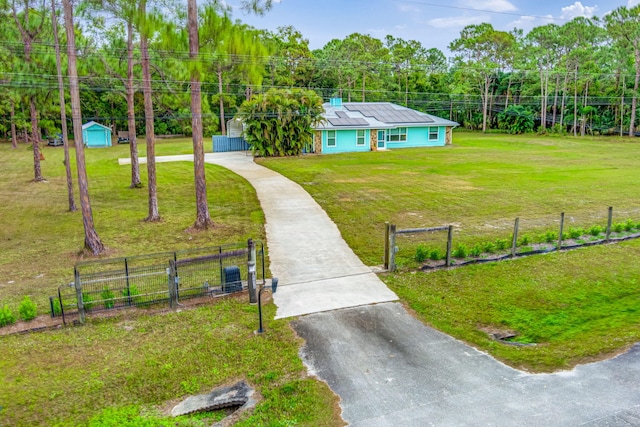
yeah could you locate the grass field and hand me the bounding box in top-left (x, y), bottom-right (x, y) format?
top-left (0, 138), bottom-right (341, 427)
top-left (258, 131), bottom-right (640, 371)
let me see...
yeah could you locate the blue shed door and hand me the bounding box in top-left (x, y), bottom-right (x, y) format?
top-left (377, 130), bottom-right (385, 149)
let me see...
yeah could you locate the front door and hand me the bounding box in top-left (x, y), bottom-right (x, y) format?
top-left (377, 130), bottom-right (385, 149)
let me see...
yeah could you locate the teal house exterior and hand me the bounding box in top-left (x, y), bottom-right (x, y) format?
top-left (313, 99), bottom-right (458, 154)
top-left (82, 121), bottom-right (112, 148)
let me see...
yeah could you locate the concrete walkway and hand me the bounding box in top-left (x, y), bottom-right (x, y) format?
top-left (119, 152), bottom-right (397, 319)
top-left (120, 152), bottom-right (640, 425)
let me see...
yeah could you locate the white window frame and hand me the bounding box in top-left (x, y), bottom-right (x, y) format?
top-left (386, 127), bottom-right (407, 142)
top-left (429, 127), bottom-right (439, 141)
top-left (356, 129), bottom-right (366, 146)
top-left (327, 130), bottom-right (336, 147)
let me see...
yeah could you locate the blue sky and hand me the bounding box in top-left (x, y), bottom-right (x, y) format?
top-left (227, 0), bottom-right (639, 56)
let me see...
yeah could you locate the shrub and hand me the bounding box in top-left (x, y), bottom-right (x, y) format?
top-left (517, 234), bottom-right (531, 246)
top-left (469, 244), bottom-right (482, 257)
top-left (429, 249), bottom-right (443, 261)
top-left (543, 230), bottom-right (558, 243)
top-left (495, 238), bottom-right (509, 251)
top-left (18, 296), bottom-right (37, 321)
top-left (101, 288), bottom-right (115, 309)
top-left (482, 241), bottom-right (496, 253)
top-left (588, 225), bottom-right (603, 236)
top-left (82, 292), bottom-right (94, 311)
top-left (452, 244), bottom-right (468, 258)
top-left (624, 219), bottom-right (635, 232)
top-left (568, 227), bottom-right (584, 239)
top-left (497, 105), bottom-right (535, 134)
top-left (415, 244), bottom-right (430, 263)
top-left (612, 222), bottom-right (624, 233)
top-left (122, 285), bottom-right (141, 305)
top-left (0, 304), bottom-right (16, 327)
top-left (52, 298), bottom-right (62, 316)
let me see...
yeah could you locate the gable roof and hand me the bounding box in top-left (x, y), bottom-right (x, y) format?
top-left (82, 121), bottom-right (111, 131)
top-left (315, 101), bottom-right (458, 130)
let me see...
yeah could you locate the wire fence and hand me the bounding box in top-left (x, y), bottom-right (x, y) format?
top-left (385, 207), bottom-right (640, 272)
top-left (51, 241), bottom-right (265, 324)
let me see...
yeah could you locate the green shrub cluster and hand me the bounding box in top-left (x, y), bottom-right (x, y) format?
top-left (18, 296), bottom-right (37, 321)
top-left (412, 219), bottom-right (640, 264)
top-left (0, 304), bottom-right (16, 326)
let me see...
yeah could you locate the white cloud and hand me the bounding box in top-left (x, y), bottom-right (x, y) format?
top-left (461, 0), bottom-right (517, 12)
top-left (508, 14), bottom-right (554, 32)
top-left (428, 15), bottom-right (488, 29)
top-left (560, 2), bottom-right (598, 19)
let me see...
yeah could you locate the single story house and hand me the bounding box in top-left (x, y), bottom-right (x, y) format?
top-left (82, 121), bottom-right (112, 148)
top-left (313, 99), bottom-right (458, 154)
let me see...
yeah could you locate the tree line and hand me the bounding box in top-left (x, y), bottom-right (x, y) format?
top-left (1, 1), bottom-right (639, 254)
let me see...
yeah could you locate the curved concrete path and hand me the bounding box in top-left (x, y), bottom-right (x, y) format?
top-left (119, 152), bottom-right (398, 319)
top-left (121, 152), bottom-right (640, 426)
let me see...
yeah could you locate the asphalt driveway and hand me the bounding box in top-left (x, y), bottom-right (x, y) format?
top-left (293, 302), bottom-right (640, 426)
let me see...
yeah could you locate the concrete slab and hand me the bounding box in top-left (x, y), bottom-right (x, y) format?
top-left (293, 302), bottom-right (640, 426)
top-left (119, 152), bottom-right (397, 319)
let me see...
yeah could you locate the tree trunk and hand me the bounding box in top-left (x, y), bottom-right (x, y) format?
top-left (630, 52), bottom-right (640, 137)
top-left (621, 74), bottom-right (625, 137)
top-left (218, 65), bottom-right (226, 135)
top-left (552, 74), bottom-right (559, 127)
top-left (504, 76), bottom-right (511, 110)
top-left (10, 98), bottom-right (17, 149)
top-left (30, 97), bottom-right (44, 182)
top-left (63, 0), bottom-right (104, 255)
top-left (581, 80), bottom-right (589, 137)
top-left (560, 73), bottom-right (568, 127)
top-left (482, 74), bottom-right (490, 133)
top-left (51, 0), bottom-right (76, 211)
top-left (573, 69), bottom-right (578, 137)
top-left (140, 4), bottom-right (160, 222)
top-left (188, 0), bottom-right (212, 229)
top-left (126, 20), bottom-right (141, 188)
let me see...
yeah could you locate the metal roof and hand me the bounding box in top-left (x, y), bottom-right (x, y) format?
top-left (316, 102), bottom-right (458, 130)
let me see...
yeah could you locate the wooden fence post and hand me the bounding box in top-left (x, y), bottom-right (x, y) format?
top-left (606, 206), bottom-right (613, 241)
top-left (384, 222), bottom-right (390, 270)
top-left (511, 218), bottom-right (519, 258)
top-left (558, 212), bottom-right (565, 250)
top-left (389, 224), bottom-right (397, 272)
top-left (248, 239), bottom-right (257, 304)
top-left (168, 260), bottom-right (177, 309)
top-left (74, 268), bottom-right (85, 324)
top-left (446, 225), bottom-right (453, 267)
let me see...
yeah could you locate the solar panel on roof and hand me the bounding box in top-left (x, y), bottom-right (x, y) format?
top-left (327, 117), bottom-right (368, 126)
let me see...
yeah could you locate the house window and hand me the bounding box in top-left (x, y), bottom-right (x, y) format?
top-left (327, 130), bottom-right (336, 147)
top-left (356, 130), bottom-right (366, 146)
top-left (387, 127), bottom-right (407, 142)
top-left (429, 127), bottom-right (439, 141)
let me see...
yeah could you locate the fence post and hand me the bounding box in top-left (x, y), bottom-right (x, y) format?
top-left (389, 224), bottom-right (397, 272)
top-left (74, 268), bottom-right (85, 324)
top-left (168, 260), bottom-right (178, 309)
top-left (384, 222), bottom-right (390, 270)
top-left (511, 218), bottom-right (519, 258)
top-left (606, 206), bottom-right (613, 241)
top-left (124, 258), bottom-right (131, 306)
top-left (558, 212), bottom-right (565, 250)
top-left (446, 225), bottom-right (453, 267)
top-left (248, 239), bottom-right (257, 304)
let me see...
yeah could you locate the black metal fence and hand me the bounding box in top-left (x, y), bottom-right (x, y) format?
top-left (51, 241), bottom-right (265, 324)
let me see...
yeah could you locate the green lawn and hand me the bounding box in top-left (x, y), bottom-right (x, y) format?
top-left (0, 139), bottom-right (341, 427)
top-left (258, 131), bottom-right (640, 371)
